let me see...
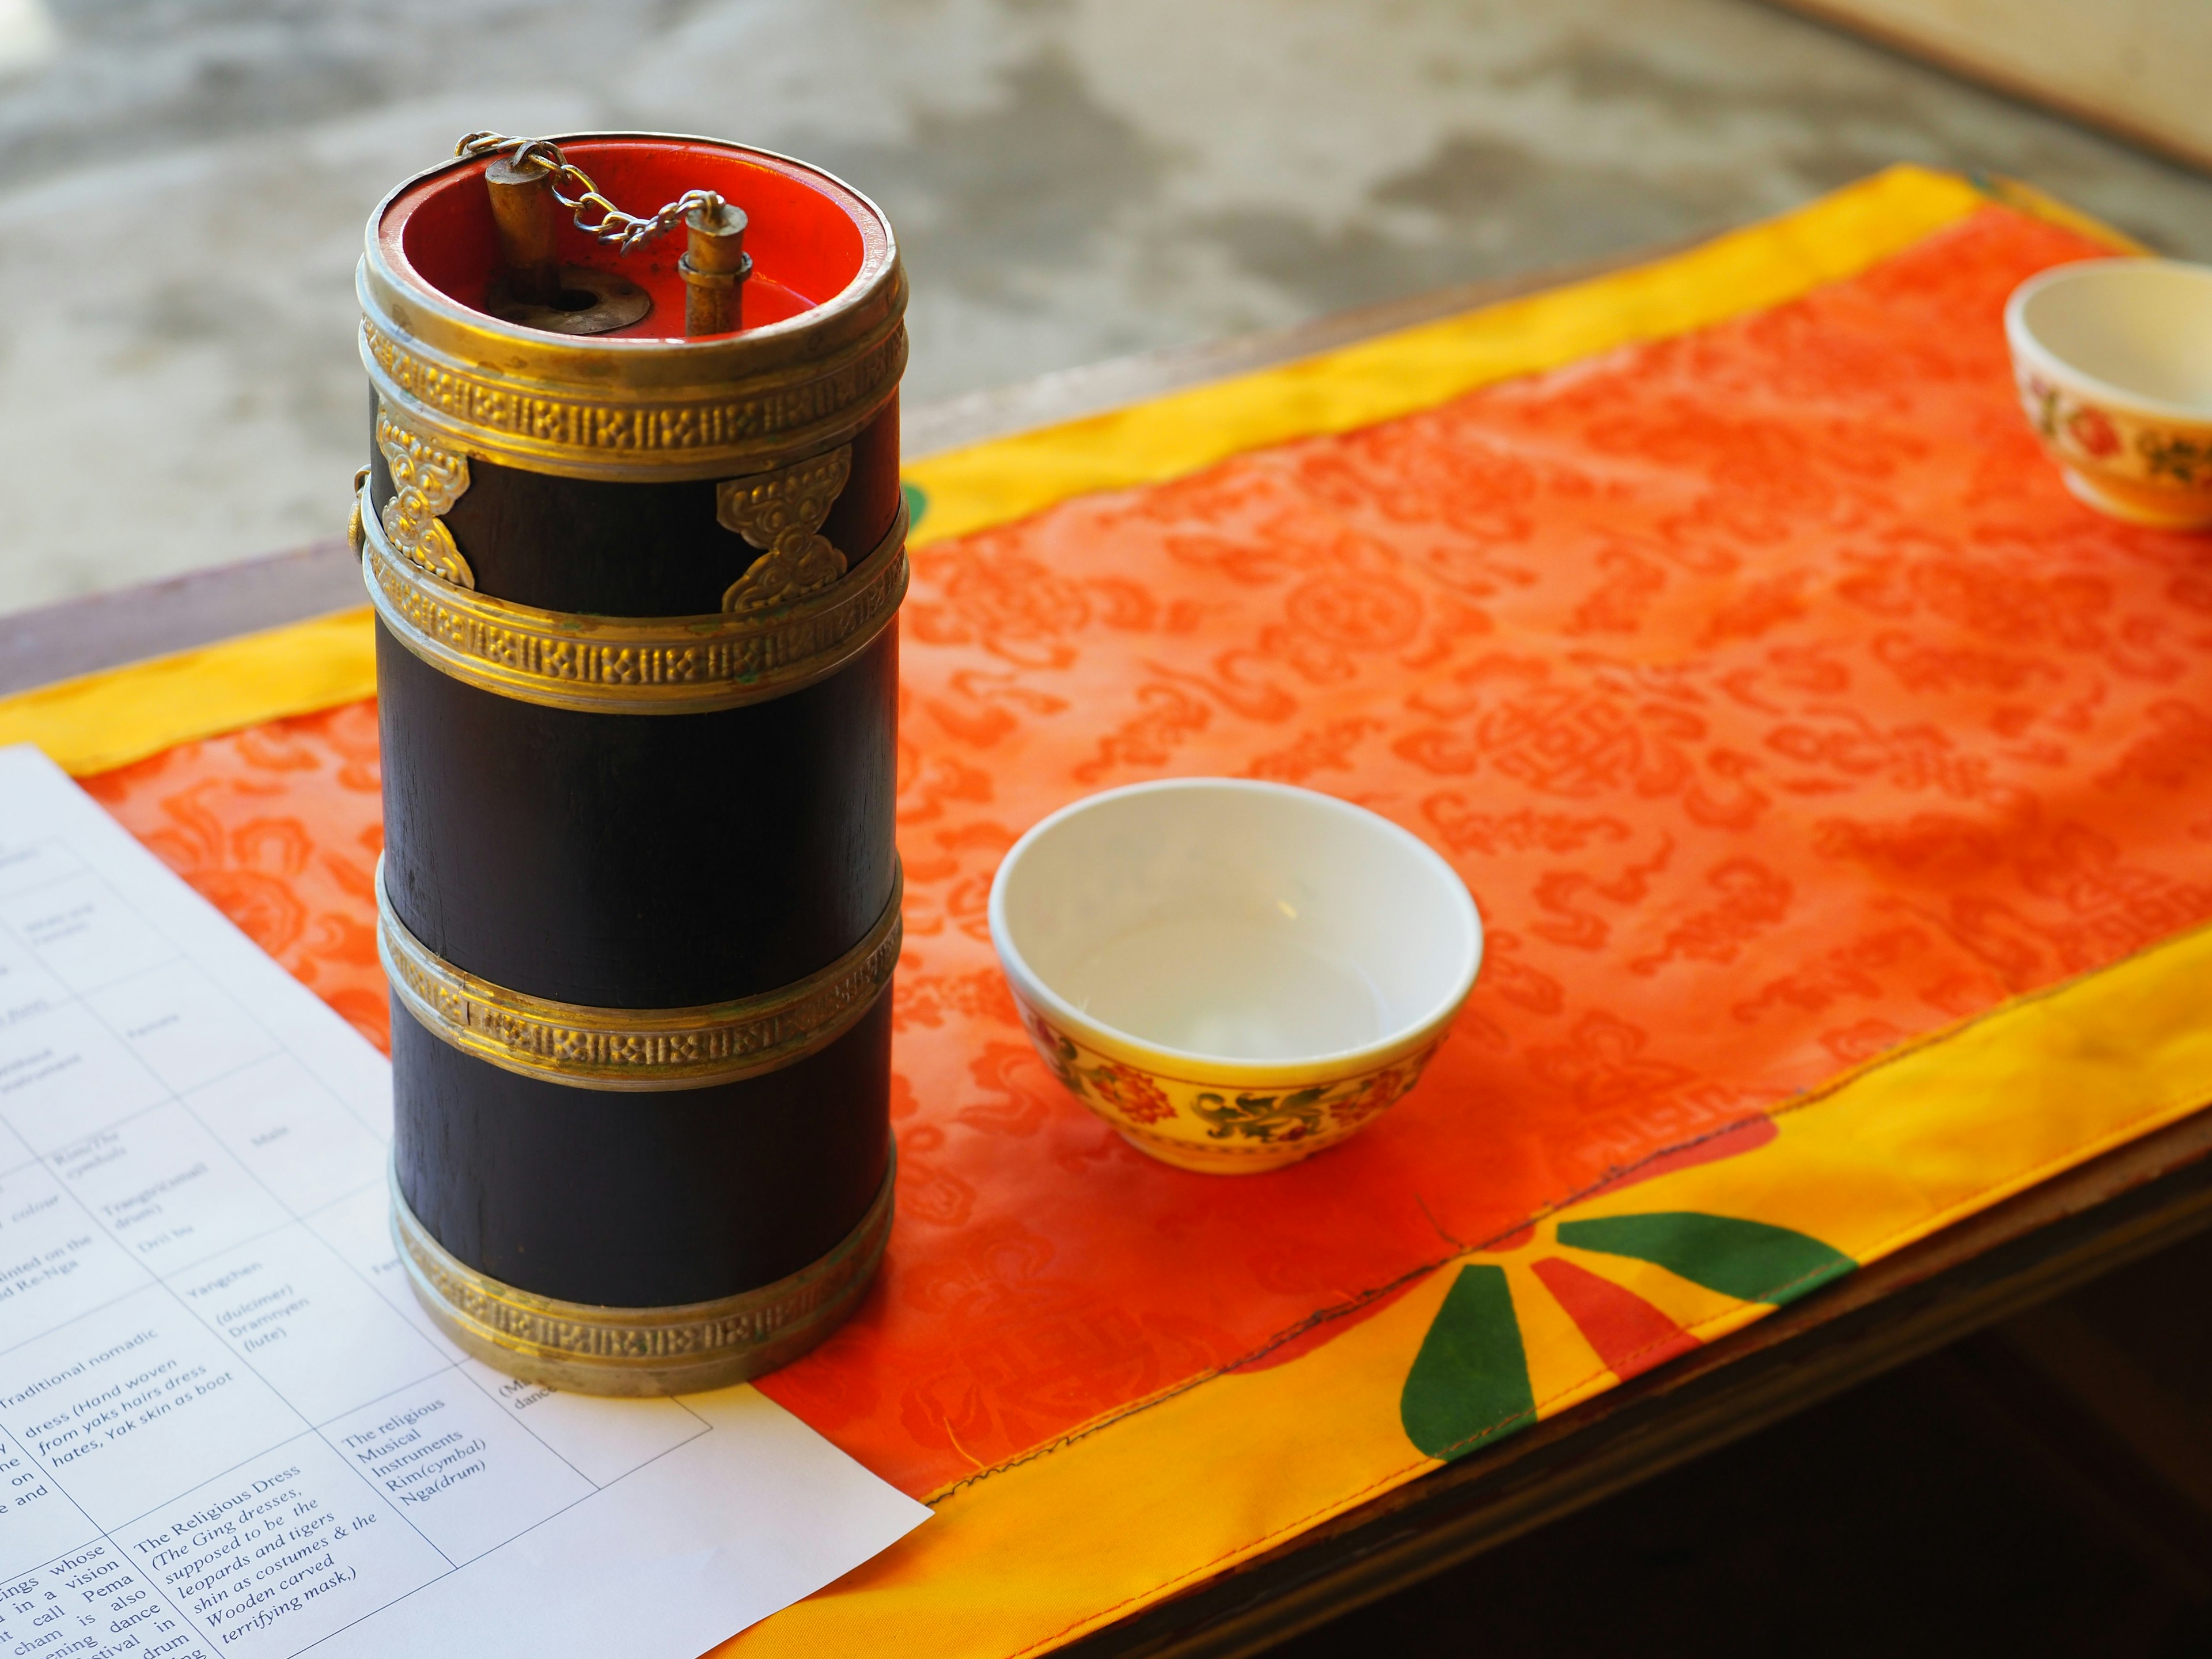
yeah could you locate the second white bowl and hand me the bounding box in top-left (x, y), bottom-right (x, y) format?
top-left (2008, 257), bottom-right (2212, 528)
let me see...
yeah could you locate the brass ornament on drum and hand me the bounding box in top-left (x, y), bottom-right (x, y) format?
top-left (362, 478), bottom-right (910, 716)
top-left (359, 131), bottom-right (908, 1395)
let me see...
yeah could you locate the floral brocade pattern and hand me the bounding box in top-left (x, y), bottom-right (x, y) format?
top-left (84, 206), bottom-right (2212, 1502)
top-left (85, 702), bottom-right (389, 1051)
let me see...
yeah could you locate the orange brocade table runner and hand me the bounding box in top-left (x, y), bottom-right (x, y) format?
top-left (36, 170), bottom-right (2212, 1655)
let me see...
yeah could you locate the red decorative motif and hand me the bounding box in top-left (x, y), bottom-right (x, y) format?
top-left (1327, 1051), bottom-right (1430, 1129)
top-left (1084, 1059), bottom-right (1177, 1126)
top-left (2067, 404), bottom-right (2120, 459)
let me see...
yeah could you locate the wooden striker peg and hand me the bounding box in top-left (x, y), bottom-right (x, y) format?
top-left (485, 155), bottom-right (563, 309)
top-left (680, 200), bottom-right (751, 338)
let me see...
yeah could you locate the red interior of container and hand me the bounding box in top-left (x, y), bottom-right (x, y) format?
top-left (380, 139), bottom-right (874, 339)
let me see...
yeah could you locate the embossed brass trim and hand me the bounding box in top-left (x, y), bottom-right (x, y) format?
top-left (359, 135), bottom-right (906, 483)
top-left (358, 308), bottom-right (904, 484)
top-left (347, 467), bottom-right (370, 557)
top-left (377, 857), bottom-right (902, 1092)
top-left (391, 1150), bottom-right (895, 1395)
top-left (363, 490), bottom-right (906, 715)
top-left (375, 409), bottom-right (475, 588)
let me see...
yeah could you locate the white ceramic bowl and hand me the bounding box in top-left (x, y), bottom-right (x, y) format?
top-left (2007, 258), bottom-right (2212, 528)
top-left (988, 778), bottom-right (1483, 1173)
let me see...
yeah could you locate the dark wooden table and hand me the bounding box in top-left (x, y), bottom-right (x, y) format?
top-left (9, 262), bottom-right (2210, 1659)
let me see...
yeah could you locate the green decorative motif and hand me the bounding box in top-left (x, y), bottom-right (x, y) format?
top-left (2138, 432), bottom-right (2212, 486)
top-left (901, 480), bottom-right (929, 530)
top-left (1400, 1265), bottom-right (1536, 1460)
top-left (2025, 379), bottom-right (2062, 441)
top-left (1190, 1086), bottom-right (1332, 1144)
top-left (1556, 1211), bottom-right (1854, 1306)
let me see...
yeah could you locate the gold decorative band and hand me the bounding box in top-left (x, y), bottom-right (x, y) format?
top-left (358, 294), bottom-right (906, 484)
top-left (377, 858), bottom-right (902, 1092)
top-left (359, 137), bottom-right (905, 482)
top-left (362, 493), bottom-right (907, 715)
top-left (391, 1151), bottom-right (895, 1395)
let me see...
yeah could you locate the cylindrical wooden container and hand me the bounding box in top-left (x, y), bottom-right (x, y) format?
top-left (355, 135), bottom-right (906, 1395)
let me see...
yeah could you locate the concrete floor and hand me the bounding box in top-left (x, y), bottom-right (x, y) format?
top-left (2, 0), bottom-right (2210, 612)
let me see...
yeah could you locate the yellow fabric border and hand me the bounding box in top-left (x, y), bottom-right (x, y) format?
top-left (0, 607), bottom-right (376, 776)
top-left (1980, 174), bottom-right (2150, 256)
top-left (902, 164), bottom-right (1989, 548)
top-left (728, 920), bottom-right (2212, 1659)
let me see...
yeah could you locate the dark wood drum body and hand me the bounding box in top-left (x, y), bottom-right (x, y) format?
top-left (355, 135), bottom-right (907, 1394)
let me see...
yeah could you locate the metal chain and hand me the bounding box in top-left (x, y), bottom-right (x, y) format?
top-left (454, 132), bottom-right (727, 254)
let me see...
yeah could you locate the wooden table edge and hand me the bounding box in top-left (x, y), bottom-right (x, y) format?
top-left (0, 539), bottom-right (362, 699)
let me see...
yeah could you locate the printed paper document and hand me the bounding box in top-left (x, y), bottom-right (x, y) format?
top-left (0, 745), bottom-right (927, 1659)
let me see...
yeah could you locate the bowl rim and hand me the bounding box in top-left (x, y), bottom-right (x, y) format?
top-left (986, 776), bottom-right (1484, 1081)
top-left (2006, 256), bottom-right (2212, 426)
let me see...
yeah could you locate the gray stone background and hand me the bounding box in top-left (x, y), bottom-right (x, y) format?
top-left (2, 0), bottom-right (2209, 613)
